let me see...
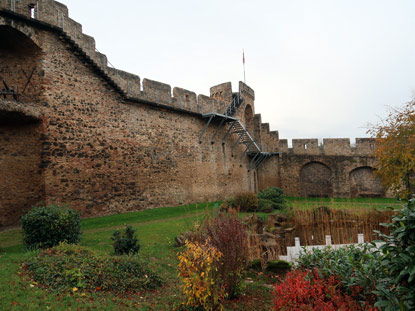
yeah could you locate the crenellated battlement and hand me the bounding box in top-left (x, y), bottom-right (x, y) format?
top-left (107, 68), bottom-right (141, 98)
top-left (239, 82), bottom-right (255, 100)
top-left (0, 0), bottom-right (104, 65)
top-left (0, 0), bottom-right (378, 158)
top-left (0, 0), bottom-right (248, 116)
top-left (253, 114), bottom-right (279, 152)
top-left (278, 138), bottom-right (376, 156)
top-left (210, 82), bottom-right (233, 112)
top-left (172, 87), bottom-right (197, 112)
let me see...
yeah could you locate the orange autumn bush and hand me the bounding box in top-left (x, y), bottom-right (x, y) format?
top-left (177, 239), bottom-right (226, 311)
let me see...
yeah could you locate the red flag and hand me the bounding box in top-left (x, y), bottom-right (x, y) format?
top-left (243, 49), bottom-right (246, 83)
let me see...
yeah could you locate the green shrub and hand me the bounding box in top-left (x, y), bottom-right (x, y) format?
top-left (21, 205), bottom-right (81, 250)
top-left (373, 199), bottom-right (415, 311)
top-left (233, 192), bottom-right (258, 212)
top-left (257, 187), bottom-right (286, 210)
top-left (24, 243), bottom-right (161, 293)
top-left (247, 259), bottom-right (262, 271)
top-left (257, 198), bottom-right (274, 213)
top-left (296, 200), bottom-right (415, 310)
top-left (111, 225), bottom-right (141, 255)
top-left (266, 259), bottom-right (290, 273)
top-left (297, 244), bottom-right (381, 306)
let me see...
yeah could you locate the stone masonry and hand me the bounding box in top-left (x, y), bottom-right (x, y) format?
top-left (0, 0), bottom-right (388, 227)
top-left (257, 138), bottom-right (389, 198)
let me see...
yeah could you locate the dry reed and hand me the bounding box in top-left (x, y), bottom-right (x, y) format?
top-left (246, 207), bottom-right (395, 258)
top-left (284, 207), bottom-right (394, 248)
top-left (248, 234), bottom-right (284, 270)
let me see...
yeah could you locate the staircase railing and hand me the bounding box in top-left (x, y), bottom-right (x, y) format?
top-left (224, 93), bottom-right (242, 116)
top-left (199, 92), bottom-right (277, 169)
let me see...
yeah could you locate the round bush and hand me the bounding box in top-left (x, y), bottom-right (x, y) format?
top-left (233, 192), bottom-right (258, 212)
top-left (21, 205), bottom-right (82, 250)
top-left (257, 198), bottom-right (274, 213)
top-left (257, 187), bottom-right (286, 210)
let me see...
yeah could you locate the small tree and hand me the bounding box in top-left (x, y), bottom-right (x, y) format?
top-left (257, 187), bottom-right (287, 211)
top-left (111, 226), bottom-right (141, 255)
top-left (368, 100), bottom-right (415, 198)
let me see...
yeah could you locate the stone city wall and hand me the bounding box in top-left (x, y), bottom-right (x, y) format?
top-left (0, 2), bottom-right (260, 226)
top-left (0, 0), bottom-right (236, 115)
top-left (0, 101), bottom-right (44, 226)
top-left (258, 138), bottom-right (389, 198)
top-left (0, 0), bottom-right (389, 227)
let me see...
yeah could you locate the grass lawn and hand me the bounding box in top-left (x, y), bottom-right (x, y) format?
top-left (0, 197), bottom-right (400, 310)
top-left (286, 196), bottom-right (403, 210)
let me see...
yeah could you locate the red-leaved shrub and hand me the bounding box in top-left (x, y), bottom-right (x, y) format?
top-left (200, 211), bottom-right (249, 298)
top-left (273, 269), bottom-right (368, 311)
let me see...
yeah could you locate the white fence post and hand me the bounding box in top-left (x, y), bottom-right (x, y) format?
top-left (280, 233), bottom-right (382, 263)
top-left (287, 237), bottom-right (301, 262)
top-left (325, 235), bottom-right (332, 246)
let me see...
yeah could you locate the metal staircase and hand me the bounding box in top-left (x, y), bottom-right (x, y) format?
top-left (224, 93), bottom-right (243, 116)
top-left (199, 93), bottom-right (278, 170)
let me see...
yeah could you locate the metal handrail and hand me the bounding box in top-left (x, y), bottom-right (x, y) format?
top-left (224, 93), bottom-right (241, 116)
top-left (199, 94), bottom-right (279, 170)
top-left (233, 120), bottom-right (261, 153)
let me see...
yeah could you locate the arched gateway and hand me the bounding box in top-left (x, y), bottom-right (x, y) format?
top-left (300, 162), bottom-right (333, 197)
top-left (0, 25), bottom-right (44, 226)
top-left (349, 167), bottom-right (384, 197)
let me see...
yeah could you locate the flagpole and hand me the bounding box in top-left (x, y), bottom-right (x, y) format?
top-left (243, 49), bottom-right (246, 83)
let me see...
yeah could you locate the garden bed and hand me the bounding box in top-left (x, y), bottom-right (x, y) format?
top-left (0, 197), bottom-right (403, 310)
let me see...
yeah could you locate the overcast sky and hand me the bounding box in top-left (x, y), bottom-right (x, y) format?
top-left (63, 0), bottom-right (415, 144)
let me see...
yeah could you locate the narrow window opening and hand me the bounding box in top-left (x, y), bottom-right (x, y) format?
top-left (370, 143), bottom-right (374, 150)
top-left (304, 144), bottom-right (308, 150)
top-left (29, 4), bottom-right (35, 18)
